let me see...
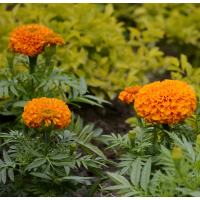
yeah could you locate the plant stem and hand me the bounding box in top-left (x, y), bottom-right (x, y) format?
top-left (130, 102), bottom-right (143, 129)
top-left (28, 55), bottom-right (38, 96)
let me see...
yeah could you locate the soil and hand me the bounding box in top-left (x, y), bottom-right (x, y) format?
top-left (71, 97), bottom-right (133, 197)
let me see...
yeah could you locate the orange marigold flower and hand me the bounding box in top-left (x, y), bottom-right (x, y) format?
top-left (9, 24), bottom-right (52, 57)
top-left (134, 80), bottom-right (197, 126)
top-left (22, 97), bottom-right (71, 129)
top-left (41, 32), bottom-right (65, 47)
top-left (119, 85), bottom-right (142, 104)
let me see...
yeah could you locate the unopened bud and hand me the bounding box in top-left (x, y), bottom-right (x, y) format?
top-left (44, 44), bottom-right (56, 66)
top-left (70, 143), bottom-right (76, 156)
top-left (129, 130), bottom-right (136, 147)
top-left (196, 135), bottom-right (200, 149)
top-left (172, 147), bottom-right (183, 171)
top-left (6, 47), bottom-right (15, 69)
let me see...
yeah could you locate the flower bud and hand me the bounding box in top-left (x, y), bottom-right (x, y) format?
top-left (70, 143), bottom-right (76, 156)
top-left (196, 135), bottom-right (200, 149)
top-left (6, 47), bottom-right (15, 69)
top-left (129, 130), bottom-right (136, 147)
top-left (172, 147), bottom-right (183, 171)
top-left (44, 43), bottom-right (56, 66)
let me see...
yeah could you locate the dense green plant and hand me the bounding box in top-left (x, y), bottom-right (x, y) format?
top-left (0, 3), bottom-right (174, 100)
top-left (0, 114), bottom-right (115, 197)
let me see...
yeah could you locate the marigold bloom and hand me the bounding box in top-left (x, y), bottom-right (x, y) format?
top-left (9, 24), bottom-right (52, 57)
top-left (22, 97), bottom-right (71, 129)
top-left (41, 32), bottom-right (65, 47)
top-left (119, 85), bottom-right (142, 104)
top-left (134, 80), bottom-right (197, 126)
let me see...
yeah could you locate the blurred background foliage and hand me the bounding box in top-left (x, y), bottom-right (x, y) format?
top-left (1, 3), bottom-right (200, 99)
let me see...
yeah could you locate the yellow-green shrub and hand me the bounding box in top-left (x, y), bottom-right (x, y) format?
top-left (0, 3), bottom-right (173, 99)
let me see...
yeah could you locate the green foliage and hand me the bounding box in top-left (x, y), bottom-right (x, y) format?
top-left (0, 3), bottom-right (173, 100)
top-left (0, 115), bottom-right (114, 197)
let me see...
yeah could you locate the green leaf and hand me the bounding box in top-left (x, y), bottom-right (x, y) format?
top-left (10, 86), bottom-right (18, 96)
top-left (26, 159), bottom-right (46, 171)
top-left (54, 80), bottom-right (59, 87)
top-left (64, 166), bottom-right (70, 176)
top-left (60, 176), bottom-right (92, 181)
top-left (180, 54), bottom-right (187, 71)
top-left (30, 149), bottom-right (43, 157)
top-left (65, 80), bottom-right (88, 92)
top-left (3, 150), bottom-right (12, 163)
top-left (89, 177), bottom-right (108, 197)
top-left (93, 128), bottom-right (103, 137)
top-left (74, 116), bottom-right (81, 134)
top-left (0, 87), bottom-right (3, 97)
top-left (189, 191), bottom-right (200, 197)
top-left (124, 191), bottom-right (141, 197)
top-left (84, 131), bottom-right (94, 143)
top-left (49, 155), bottom-right (68, 160)
top-left (38, 80), bottom-right (47, 88)
top-left (140, 157), bottom-right (151, 192)
top-left (78, 142), bottom-right (107, 159)
top-left (78, 125), bottom-right (90, 140)
top-left (72, 97), bottom-right (103, 107)
top-left (30, 172), bottom-right (52, 180)
top-left (79, 76), bottom-right (87, 96)
top-left (84, 95), bottom-right (112, 105)
top-left (13, 101), bottom-right (28, 108)
top-left (131, 157), bottom-right (141, 187)
top-left (160, 145), bottom-right (172, 160)
top-left (104, 184), bottom-right (132, 191)
top-left (48, 80), bottom-right (53, 91)
top-left (1, 168), bottom-right (6, 184)
top-left (8, 168), bottom-right (14, 182)
top-left (61, 81), bottom-right (66, 92)
top-left (4, 86), bottom-right (8, 96)
top-left (168, 66), bottom-right (183, 73)
top-left (106, 172), bottom-right (130, 185)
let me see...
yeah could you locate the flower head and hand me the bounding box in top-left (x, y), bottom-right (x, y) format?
top-left (41, 32), bottom-right (65, 47)
top-left (134, 80), bottom-right (197, 126)
top-left (9, 24), bottom-right (52, 57)
top-left (22, 97), bottom-right (71, 129)
top-left (118, 85), bottom-right (142, 104)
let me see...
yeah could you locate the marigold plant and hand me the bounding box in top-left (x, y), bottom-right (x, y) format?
top-left (22, 97), bottom-right (71, 129)
top-left (118, 85), bottom-right (142, 104)
top-left (134, 80), bottom-right (197, 126)
top-left (9, 24), bottom-right (52, 57)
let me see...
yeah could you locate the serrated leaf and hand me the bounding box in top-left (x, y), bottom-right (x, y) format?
top-left (78, 125), bottom-right (90, 140)
top-left (38, 80), bottom-right (47, 88)
top-left (131, 157), bottom-right (141, 187)
top-left (104, 184), bottom-right (132, 191)
top-left (10, 85), bottom-right (18, 96)
top-left (1, 168), bottom-right (6, 184)
top-left (180, 54), bottom-right (187, 71)
top-left (30, 172), bottom-right (52, 180)
top-left (3, 150), bottom-right (12, 163)
top-left (49, 155), bottom-right (68, 160)
top-left (0, 87), bottom-right (3, 97)
top-left (74, 116), bottom-right (81, 134)
top-left (84, 131), bottom-right (94, 143)
top-left (61, 81), bottom-right (66, 92)
top-left (4, 86), bottom-right (8, 96)
top-left (79, 142), bottom-right (106, 159)
top-left (140, 157), bottom-right (151, 192)
top-left (64, 166), bottom-right (70, 176)
top-left (8, 168), bottom-right (14, 182)
top-left (48, 80), bottom-right (53, 91)
top-left (79, 76), bottom-right (87, 96)
top-left (13, 101), bottom-right (28, 108)
top-left (30, 149), bottom-right (43, 157)
top-left (107, 172), bottom-right (130, 185)
top-left (26, 159), bottom-right (46, 171)
top-left (93, 128), bottom-right (103, 137)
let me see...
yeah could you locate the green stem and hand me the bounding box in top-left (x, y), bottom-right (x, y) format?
top-left (45, 55), bottom-right (52, 67)
top-left (28, 55), bottom-right (38, 95)
top-left (8, 59), bottom-right (13, 70)
top-left (130, 102), bottom-right (143, 129)
top-left (162, 123), bottom-right (170, 132)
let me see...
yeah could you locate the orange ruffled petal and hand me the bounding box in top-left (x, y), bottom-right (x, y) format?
top-left (134, 80), bottom-right (197, 126)
top-left (118, 85), bottom-right (142, 104)
top-left (22, 97), bottom-right (71, 129)
top-left (9, 24), bottom-right (52, 57)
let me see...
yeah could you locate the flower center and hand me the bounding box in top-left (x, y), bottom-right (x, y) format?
top-left (40, 108), bottom-right (57, 118)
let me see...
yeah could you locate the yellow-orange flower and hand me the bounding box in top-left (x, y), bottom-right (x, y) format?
top-left (9, 24), bottom-right (52, 57)
top-left (119, 85), bottom-right (142, 104)
top-left (41, 32), bottom-right (65, 47)
top-left (134, 80), bottom-right (197, 126)
top-left (22, 97), bottom-right (71, 129)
